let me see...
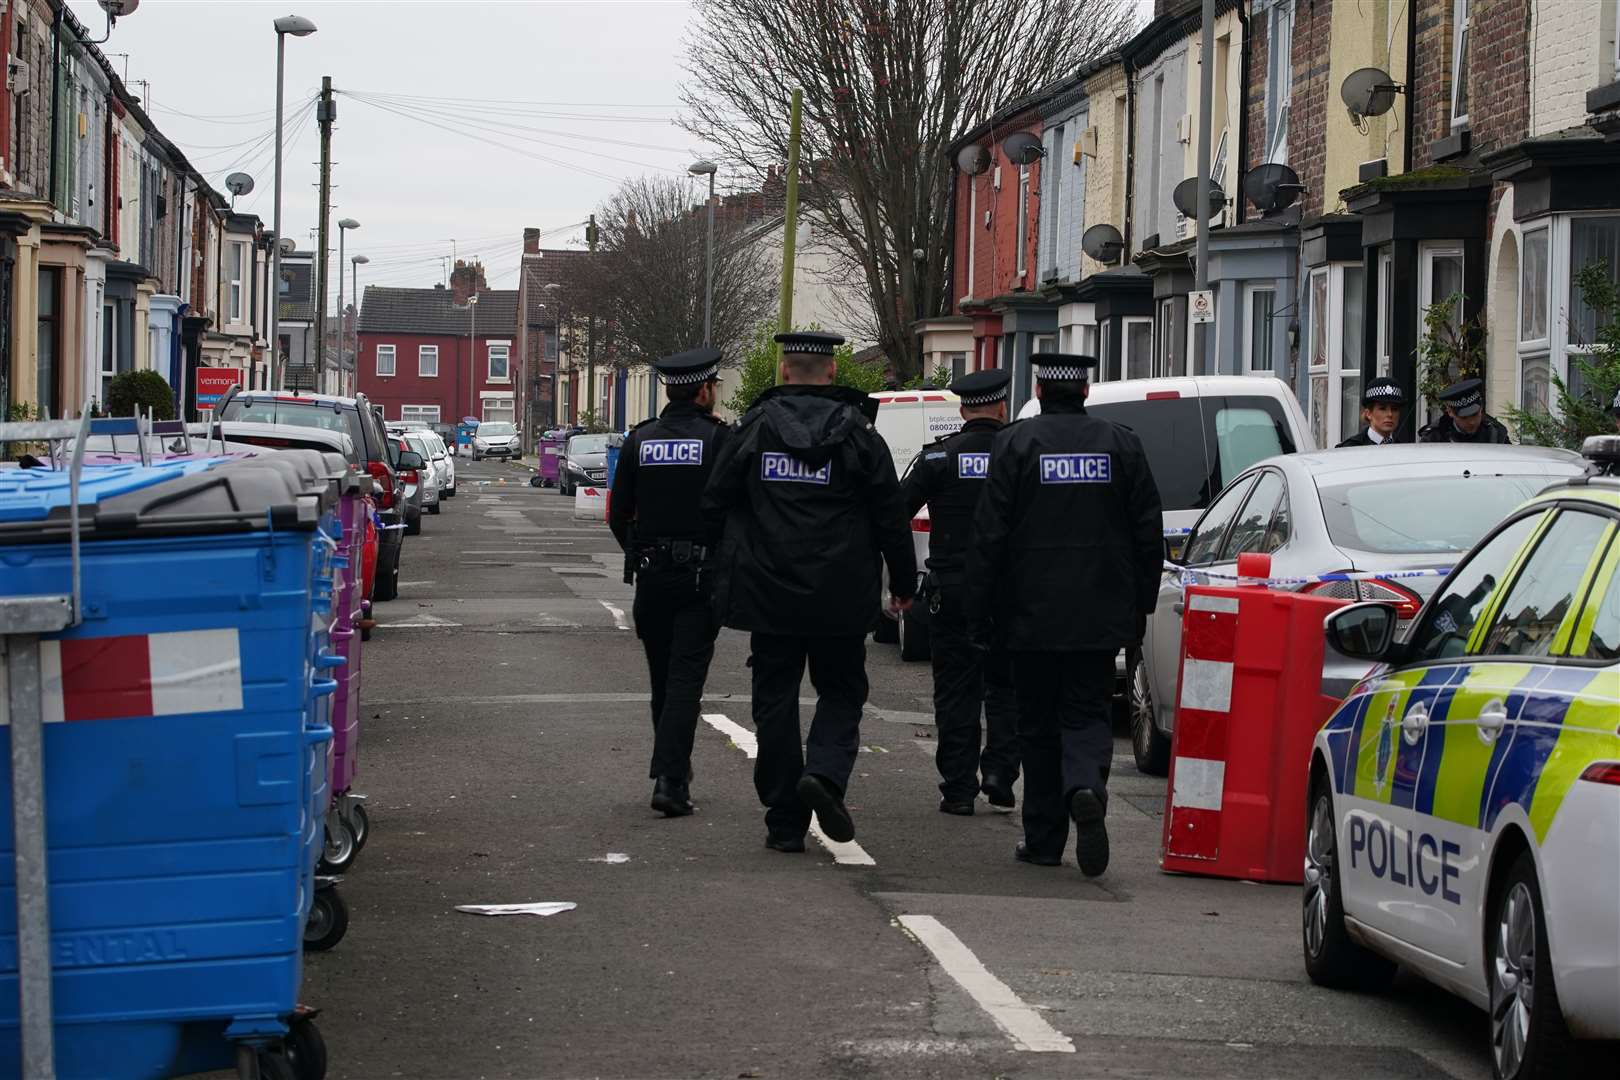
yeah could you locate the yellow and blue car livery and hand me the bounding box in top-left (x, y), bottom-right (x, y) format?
top-left (1312, 476), bottom-right (1620, 1052)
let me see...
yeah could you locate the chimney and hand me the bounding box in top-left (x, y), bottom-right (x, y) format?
top-left (449, 259), bottom-right (487, 305)
top-left (523, 227), bottom-right (540, 254)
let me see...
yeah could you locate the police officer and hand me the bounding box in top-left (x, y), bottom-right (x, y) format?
top-left (966, 354), bottom-right (1162, 876)
top-left (901, 369), bottom-right (1020, 816)
top-left (1420, 377), bottom-right (1512, 444)
top-left (703, 331), bottom-right (916, 852)
top-left (1337, 377), bottom-right (1405, 447)
top-left (608, 346), bottom-right (731, 818)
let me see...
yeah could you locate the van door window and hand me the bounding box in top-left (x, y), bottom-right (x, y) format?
top-left (1208, 397), bottom-right (1294, 489)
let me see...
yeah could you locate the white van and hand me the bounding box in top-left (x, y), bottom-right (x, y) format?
top-left (1016, 375), bottom-right (1315, 555)
top-left (871, 388), bottom-right (962, 659)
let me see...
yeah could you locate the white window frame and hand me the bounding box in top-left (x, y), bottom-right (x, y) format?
top-left (1016, 162), bottom-right (1030, 279)
top-left (1518, 212), bottom-right (1620, 415)
top-left (1266, 2), bottom-right (1294, 165)
top-left (1377, 250), bottom-right (1393, 377)
top-left (1450, 0), bottom-right (1471, 130)
top-left (481, 394), bottom-right (515, 425)
top-left (1098, 321), bottom-right (1113, 383)
top-left (400, 404), bottom-right (441, 425)
top-left (487, 342), bottom-right (511, 382)
top-left (1305, 264), bottom-right (1366, 447)
top-left (1155, 297), bottom-right (1177, 377)
top-left (419, 344), bottom-right (439, 378)
top-left (1243, 284), bottom-right (1277, 374)
top-left (227, 241), bottom-right (247, 324)
top-left (375, 344), bottom-right (396, 378)
top-left (1614, 0), bottom-right (1620, 79)
top-left (100, 300), bottom-right (117, 403)
top-left (1123, 315), bottom-right (1154, 380)
top-left (1518, 225), bottom-right (1550, 351)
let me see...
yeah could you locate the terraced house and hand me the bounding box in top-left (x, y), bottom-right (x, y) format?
top-left (934, 0), bottom-right (1620, 443)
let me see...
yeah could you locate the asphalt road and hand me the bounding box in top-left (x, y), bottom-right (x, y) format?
top-left (300, 454), bottom-right (1495, 1079)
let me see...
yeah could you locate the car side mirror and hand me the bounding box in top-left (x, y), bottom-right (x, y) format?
top-left (398, 450), bottom-right (425, 470)
top-left (1325, 602), bottom-right (1397, 662)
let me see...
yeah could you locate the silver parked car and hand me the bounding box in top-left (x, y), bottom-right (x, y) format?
top-left (1129, 444), bottom-right (1588, 774)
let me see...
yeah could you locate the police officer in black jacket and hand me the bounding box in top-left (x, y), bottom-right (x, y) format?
top-left (901, 369), bottom-right (1020, 816)
top-left (609, 347), bottom-right (731, 818)
top-left (1420, 377), bottom-right (1512, 444)
top-left (703, 331), bottom-right (916, 852)
top-left (1337, 377), bottom-right (1405, 447)
top-left (966, 354), bottom-right (1162, 877)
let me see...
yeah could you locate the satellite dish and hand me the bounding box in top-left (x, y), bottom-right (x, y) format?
top-left (1001, 132), bottom-right (1045, 166)
top-left (955, 144), bottom-right (990, 176)
top-left (1172, 177), bottom-right (1226, 223)
top-left (278, 237), bottom-right (297, 255)
top-left (1081, 223), bottom-right (1125, 264)
top-left (98, 0), bottom-right (140, 16)
top-left (1241, 163), bottom-right (1305, 214)
top-left (1340, 67), bottom-right (1402, 121)
top-left (224, 172), bottom-right (255, 197)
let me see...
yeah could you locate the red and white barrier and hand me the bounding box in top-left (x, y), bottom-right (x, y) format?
top-left (573, 485), bottom-right (607, 521)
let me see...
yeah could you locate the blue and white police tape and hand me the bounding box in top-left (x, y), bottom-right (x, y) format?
top-left (371, 507), bottom-right (407, 532)
top-left (1166, 563), bottom-right (1454, 588)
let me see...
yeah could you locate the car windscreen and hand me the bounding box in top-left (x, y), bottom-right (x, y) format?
top-left (1317, 474), bottom-right (1554, 555)
top-left (220, 397), bottom-right (358, 447)
top-left (568, 434), bottom-right (609, 455)
top-left (480, 423), bottom-right (516, 437)
top-left (1085, 395), bottom-right (1295, 514)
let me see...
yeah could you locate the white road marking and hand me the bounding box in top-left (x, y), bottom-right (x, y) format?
top-left (383, 618), bottom-right (466, 629)
top-left (896, 915), bottom-right (1075, 1054)
top-left (700, 713), bottom-right (876, 866)
top-left (598, 600), bottom-right (631, 630)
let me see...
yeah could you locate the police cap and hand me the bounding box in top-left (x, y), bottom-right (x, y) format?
top-left (1439, 377), bottom-right (1486, 417)
top-left (949, 368), bottom-right (1011, 406)
top-left (1031, 352), bottom-right (1099, 383)
top-left (653, 345), bottom-right (722, 385)
top-left (774, 331), bottom-right (844, 356)
top-left (1362, 377), bottom-right (1406, 407)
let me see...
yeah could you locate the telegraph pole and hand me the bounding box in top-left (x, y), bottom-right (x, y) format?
top-left (314, 75), bottom-right (335, 387)
top-left (585, 214), bottom-right (598, 425)
top-left (775, 88), bottom-right (803, 383)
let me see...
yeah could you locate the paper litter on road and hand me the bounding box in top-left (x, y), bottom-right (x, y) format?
top-left (455, 902), bottom-right (577, 917)
top-left (589, 853), bottom-right (630, 864)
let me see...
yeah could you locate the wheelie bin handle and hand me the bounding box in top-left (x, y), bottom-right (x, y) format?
top-left (311, 678), bottom-right (339, 699)
top-left (315, 654), bottom-right (347, 670)
top-left (305, 724), bottom-right (335, 747)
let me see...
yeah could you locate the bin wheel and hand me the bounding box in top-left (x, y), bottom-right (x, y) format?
top-left (320, 817), bottom-right (357, 873)
top-left (360, 622), bottom-right (373, 643)
top-left (256, 1051), bottom-right (298, 1080)
top-left (304, 887), bottom-right (349, 952)
top-left (530, 476), bottom-right (543, 488)
top-left (348, 801), bottom-right (371, 851)
top-left (284, 1018), bottom-right (328, 1080)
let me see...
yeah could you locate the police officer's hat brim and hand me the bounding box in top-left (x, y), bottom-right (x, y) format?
top-left (774, 331), bottom-right (843, 356)
top-left (949, 368), bottom-right (1011, 405)
top-left (1031, 353), bottom-right (1098, 382)
top-left (1362, 379), bottom-right (1406, 407)
top-left (654, 346), bottom-right (723, 385)
top-left (1439, 377), bottom-right (1485, 416)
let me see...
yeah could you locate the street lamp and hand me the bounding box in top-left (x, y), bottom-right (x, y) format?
top-left (269, 14), bottom-right (316, 391)
top-left (350, 254), bottom-right (369, 395)
top-left (544, 282), bottom-right (563, 426)
top-left (336, 218), bottom-right (359, 393)
top-left (467, 292), bottom-right (479, 442)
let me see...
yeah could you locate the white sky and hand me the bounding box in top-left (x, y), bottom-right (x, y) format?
top-left (69, 0), bottom-right (1154, 307)
top-left (69, 0), bottom-right (708, 305)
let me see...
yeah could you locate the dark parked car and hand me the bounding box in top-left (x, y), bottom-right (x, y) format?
top-left (217, 389), bottom-right (408, 602)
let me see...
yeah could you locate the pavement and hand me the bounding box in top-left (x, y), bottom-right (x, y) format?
top-left (300, 454), bottom-right (1495, 1079)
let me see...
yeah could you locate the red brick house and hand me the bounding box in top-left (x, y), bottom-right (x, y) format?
top-left (356, 262), bottom-right (520, 430)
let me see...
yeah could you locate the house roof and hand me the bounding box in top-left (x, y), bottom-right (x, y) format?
top-left (279, 257), bottom-right (316, 323)
top-left (358, 285), bottom-right (519, 336)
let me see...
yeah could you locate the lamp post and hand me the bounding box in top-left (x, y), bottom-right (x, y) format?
top-left (467, 292), bottom-right (479, 438)
top-left (544, 282), bottom-right (562, 426)
top-left (350, 254), bottom-right (368, 395)
top-left (269, 15), bottom-right (317, 391)
top-left (335, 218), bottom-right (359, 392)
top-left (687, 160), bottom-right (718, 345)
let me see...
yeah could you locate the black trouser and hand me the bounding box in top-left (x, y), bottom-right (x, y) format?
top-left (632, 567), bottom-right (719, 781)
top-left (749, 632), bottom-right (868, 836)
top-left (929, 581), bottom-right (1020, 802)
top-left (1011, 650), bottom-right (1115, 858)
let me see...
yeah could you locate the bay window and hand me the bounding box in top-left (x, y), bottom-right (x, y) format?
top-left (1124, 317), bottom-right (1153, 380)
top-left (1514, 214), bottom-right (1620, 417)
top-left (1243, 285), bottom-right (1276, 374)
top-left (1305, 264), bottom-right (1366, 447)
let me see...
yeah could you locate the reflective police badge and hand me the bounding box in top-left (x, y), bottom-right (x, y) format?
top-left (958, 452), bottom-right (989, 479)
top-left (760, 452), bottom-right (830, 485)
top-left (1038, 453), bottom-right (1111, 484)
top-left (640, 439), bottom-right (703, 466)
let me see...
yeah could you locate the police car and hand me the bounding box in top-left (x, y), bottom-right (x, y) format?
top-left (1305, 436), bottom-right (1620, 1079)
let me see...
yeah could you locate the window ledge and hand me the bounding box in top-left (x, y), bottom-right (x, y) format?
top-left (1588, 80), bottom-right (1620, 115)
top-left (1430, 128), bottom-right (1471, 162)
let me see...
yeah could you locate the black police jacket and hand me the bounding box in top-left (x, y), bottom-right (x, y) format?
top-left (965, 398), bottom-right (1163, 653)
top-left (608, 401), bottom-right (730, 550)
top-left (702, 384), bottom-right (916, 636)
top-left (1336, 428), bottom-right (1393, 448)
top-left (901, 416), bottom-right (1002, 584)
top-left (1419, 413), bottom-right (1512, 444)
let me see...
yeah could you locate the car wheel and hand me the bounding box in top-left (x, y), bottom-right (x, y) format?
top-left (443, 485), bottom-right (456, 498)
top-left (1302, 778), bottom-right (1397, 991)
top-left (899, 605), bottom-right (931, 661)
top-left (1128, 650), bottom-right (1171, 775)
top-left (373, 547), bottom-right (400, 602)
top-left (1490, 851), bottom-right (1575, 1080)
top-left (405, 510), bottom-right (421, 536)
top-left (428, 501), bottom-right (441, 515)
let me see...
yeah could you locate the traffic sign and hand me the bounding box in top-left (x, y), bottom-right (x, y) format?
top-left (1189, 289), bottom-right (1215, 325)
top-left (195, 367), bottom-right (242, 410)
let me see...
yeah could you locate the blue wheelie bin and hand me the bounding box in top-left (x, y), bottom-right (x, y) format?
top-left (0, 439), bottom-right (343, 1080)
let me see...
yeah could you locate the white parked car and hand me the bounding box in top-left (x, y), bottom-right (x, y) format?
top-left (403, 431), bottom-right (442, 516)
top-left (472, 421), bottom-right (522, 461)
top-left (421, 430), bottom-right (456, 498)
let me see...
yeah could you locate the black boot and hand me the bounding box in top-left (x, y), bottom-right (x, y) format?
top-left (651, 777), bottom-right (693, 818)
top-left (796, 774), bottom-right (855, 842)
top-left (1069, 788), bottom-right (1109, 877)
top-left (938, 797), bottom-right (975, 816)
top-left (981, 773), bottom-right (1015, 809)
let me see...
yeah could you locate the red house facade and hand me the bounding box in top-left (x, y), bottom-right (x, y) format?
top-left (356, 264), bottom-right (520, 430)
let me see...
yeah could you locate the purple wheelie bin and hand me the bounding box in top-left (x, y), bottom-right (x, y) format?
top-left (534, 432), bottom-right (564, 488)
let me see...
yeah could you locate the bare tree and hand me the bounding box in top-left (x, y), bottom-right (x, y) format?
top-left (682, 0), bottom-right (1135, 380)
top-left (580, 174), bottom-right (776, 374)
